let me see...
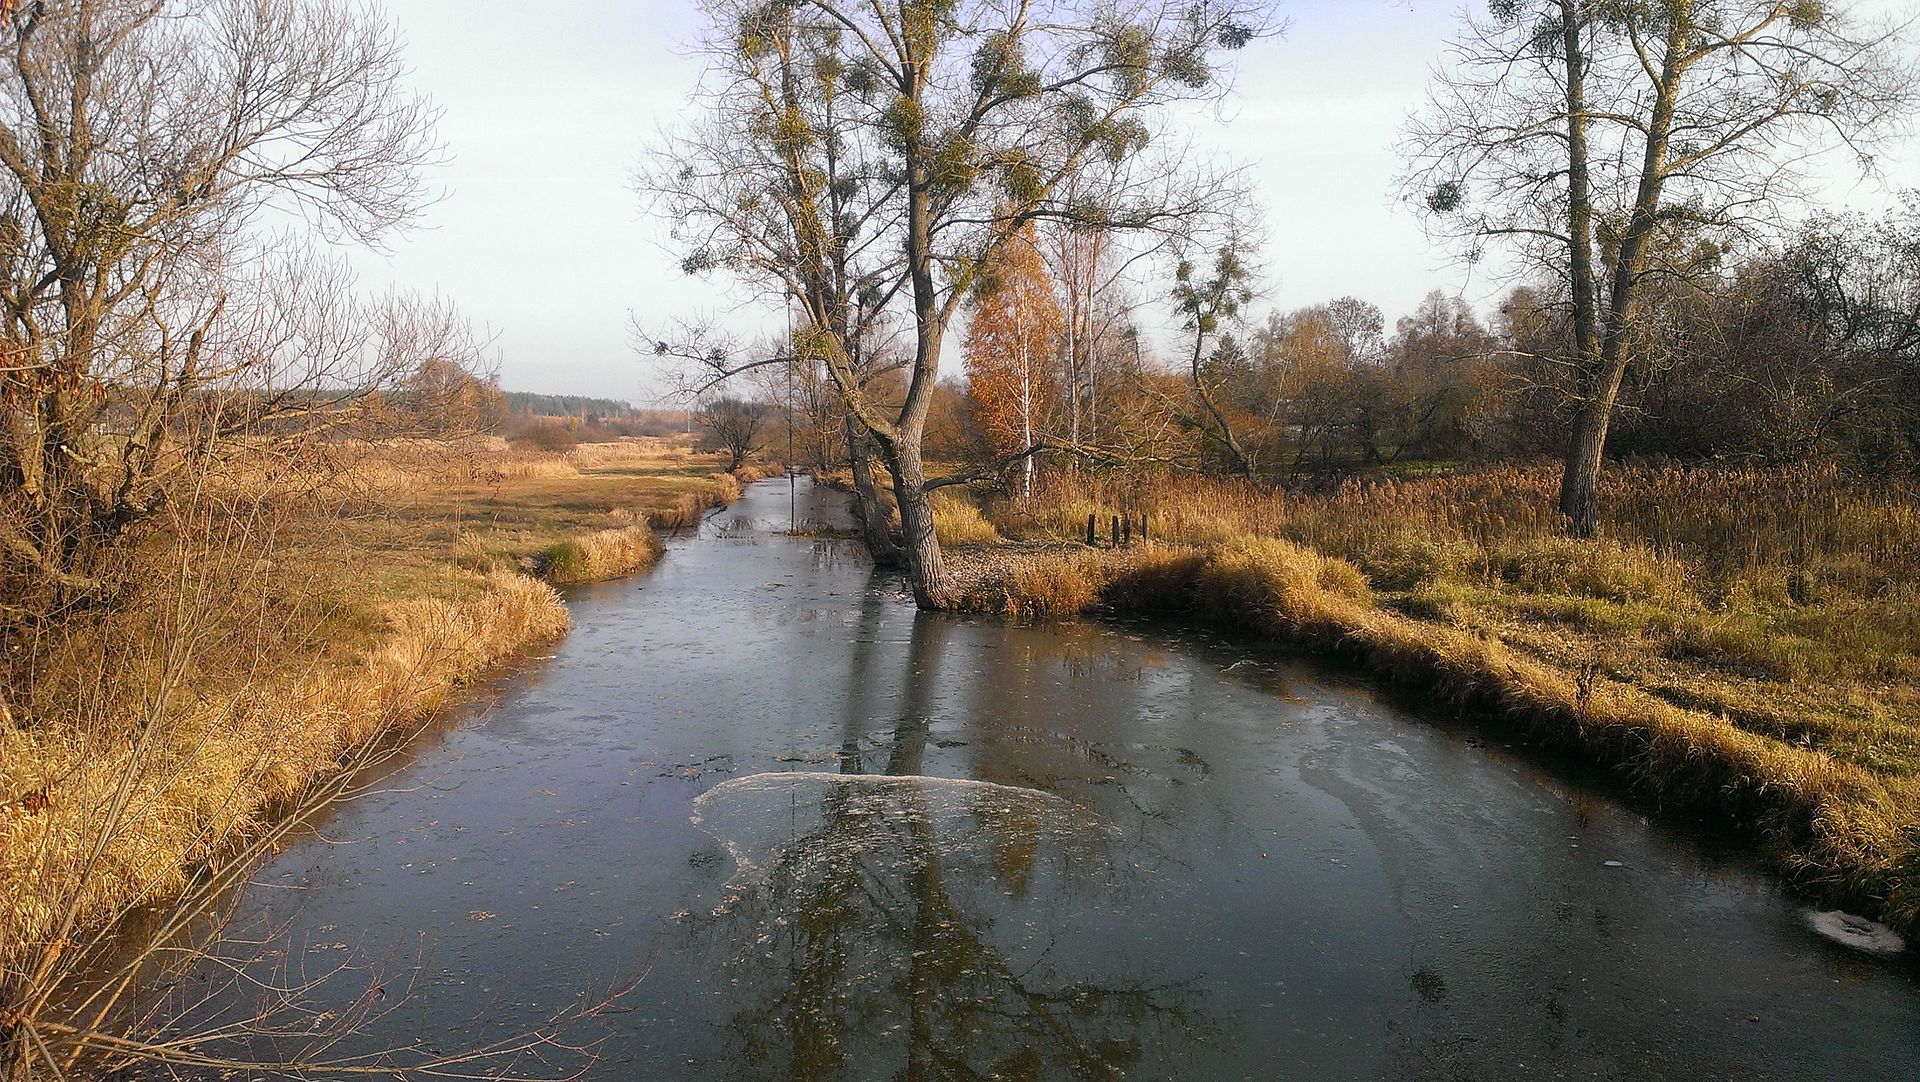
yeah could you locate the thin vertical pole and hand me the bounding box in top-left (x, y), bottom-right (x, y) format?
top-left (787, 290), bottom-right (797, 534)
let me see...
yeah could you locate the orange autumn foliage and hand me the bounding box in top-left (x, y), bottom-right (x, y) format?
top-left (964, 224), bottom-right (1063, 491)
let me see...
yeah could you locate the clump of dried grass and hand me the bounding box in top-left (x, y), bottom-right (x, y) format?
top-left (1488, 535), bottom-right (1687, 604)
top-left (486, 453), bottom-right (581, 482)
top-left (1000, 557), bottom-right (1099, 617)
top-left (1193, 537), bottom-right (1372, 634)
top-left (648, 491), bottom-right (714, 530)
top-left (731, 461), bottom-right (784, 485)
top-left (932, 489), bottom-right (1000, 547)
top-left (564, 438), bottom-right (677, 470)
top-left (647, 473), bottom-right (746, 530)
top-left (544, 526), bottom-right (665, 584)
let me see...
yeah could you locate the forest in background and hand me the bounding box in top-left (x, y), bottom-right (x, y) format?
top-left (741, 195), bottom-right (1919, 489)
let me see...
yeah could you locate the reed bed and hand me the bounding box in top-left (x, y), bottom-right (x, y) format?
top-left (564, 436), bottom-right (681, 469)
top-left (1044, 463), bottom-right (1920, 596)
top-left (931, 489), bottom-right (1001, 547)
top-left (646, 474), bottom-right (742, 531)
top-left (1000, 465), bottom-right (1920, 693)
top-left (484, 453), bottom-right (582, 482)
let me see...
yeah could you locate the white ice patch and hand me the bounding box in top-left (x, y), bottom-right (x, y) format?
top-left (1806, 910), bottom-right (1905, 955)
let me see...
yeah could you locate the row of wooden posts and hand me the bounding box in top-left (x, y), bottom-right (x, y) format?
top-left (1086, 512), bottom-right (1148, 548)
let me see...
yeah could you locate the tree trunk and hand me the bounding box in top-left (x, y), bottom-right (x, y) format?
top-left (1556, 0), bottom-right (1605, 539)
top-left (1020, 363), bottom-right (1034, 501)
top-left (1188, 333), bottom-right (1253, 480)
top-left (844, 414), bottom-right (901, 567)
top-left (886, 54), bottom-right (957, 613)
top-left (1554, 0), bottom-right (1683, 539)
top-left (1560, 393), bottom-right (1611, 538)
top-left (885, 441), bottom-right (955, 609)
top-left (1065, 313), bottom-right (1081, 458)
top-left (1, 1021), bottom-right (24, 1082)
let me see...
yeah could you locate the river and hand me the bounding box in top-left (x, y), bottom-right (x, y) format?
top-left (196, 476), bottom-right (1919, 1080)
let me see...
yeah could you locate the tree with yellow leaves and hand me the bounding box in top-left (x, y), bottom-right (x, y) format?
top-left (964, 226), bottom-right (1064, 500)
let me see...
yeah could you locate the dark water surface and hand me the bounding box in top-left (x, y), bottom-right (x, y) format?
top-left (226, 477), bottom-right (1918, 1079)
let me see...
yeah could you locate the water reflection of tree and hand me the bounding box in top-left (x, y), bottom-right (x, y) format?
top-left (694, 598), bottom-right (1209, 1081)
top-left (697, 780), bottom-right (1205, 1081)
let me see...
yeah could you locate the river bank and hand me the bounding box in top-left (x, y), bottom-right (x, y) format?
top-left (0, 437), bottom-right (768, 994)
top-left (139, 475), bottom-right (1920, 1080)
top-left (937, 466), bottom-right (1920, 938)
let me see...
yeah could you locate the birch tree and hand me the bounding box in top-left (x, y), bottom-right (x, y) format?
top-left (964, 223), bottom-right (1062, 498)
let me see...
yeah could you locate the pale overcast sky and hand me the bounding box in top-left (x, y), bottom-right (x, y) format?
top-left (350, 1), bottom-right (1919, 403)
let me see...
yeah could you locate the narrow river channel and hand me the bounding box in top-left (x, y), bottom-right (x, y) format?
top-left (210, 477), bottom-right (1919, 1080)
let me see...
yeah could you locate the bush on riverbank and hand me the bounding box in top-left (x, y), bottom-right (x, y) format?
top-left (951, 465), bottom-right (1920, 934)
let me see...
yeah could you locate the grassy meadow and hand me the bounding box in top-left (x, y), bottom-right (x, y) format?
top-left (938, 464), bottom-right (1920, 932)
top-left (0, 435), bottom-right (762, 966)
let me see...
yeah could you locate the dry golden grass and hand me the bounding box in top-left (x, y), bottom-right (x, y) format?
top-left (544, 525), bottom-right (666, 584)
top-left (931, 488), bottom-right (1001, 547)
top-left (730, 460), bottom-right (784, 486)
top-left (0, 569), bottom-right (572, 957)
top-left (564, 436), bottom-right (684, 470)
top-left (968, 464), bottom-right (1920, 933)
top-left (1, 434), bottom-right (752, 967)
top-left (950, 549), bottom-right (1100, 617)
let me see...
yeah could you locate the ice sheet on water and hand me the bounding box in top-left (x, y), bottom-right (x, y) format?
top-left (690, 771), bottom-right (1106, 888)
top-left (681, 773), bottom-right (1193, 1075)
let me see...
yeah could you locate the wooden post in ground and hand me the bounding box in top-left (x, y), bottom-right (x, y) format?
top-left (1122, 515), bottom-right (1132, 547)
top-left (1140, 513), bottom-right (1149, 543)
top-left (1111, 515), bottom-right (1120, 547)
top-left (1086, 513), bottom-right (1097, 546)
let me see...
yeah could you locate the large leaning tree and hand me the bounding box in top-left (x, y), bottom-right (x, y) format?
top-left (648, 0), bottom-right (1273, 607)
top-left (1401, 0), bottom-right (1915, 536)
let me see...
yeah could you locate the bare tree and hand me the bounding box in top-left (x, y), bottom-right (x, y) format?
top-left (697, 394), bottom-right (773, 471)
top-left (0, 0), bottom-right (443, 632)
top-left (0, 3), bottom-right (585, 1078)
top-left (640, 3), bottom-right (909, 566)
top-left (1043, 177), bottom-right (1159, 466)
top-left (1402, 0), bottom-right (1915, 535)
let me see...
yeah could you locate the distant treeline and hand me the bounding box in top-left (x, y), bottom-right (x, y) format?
top-left (499, 390), bottom-right (690, 447)
top-left (504, 391), bottom-right (644, 420)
